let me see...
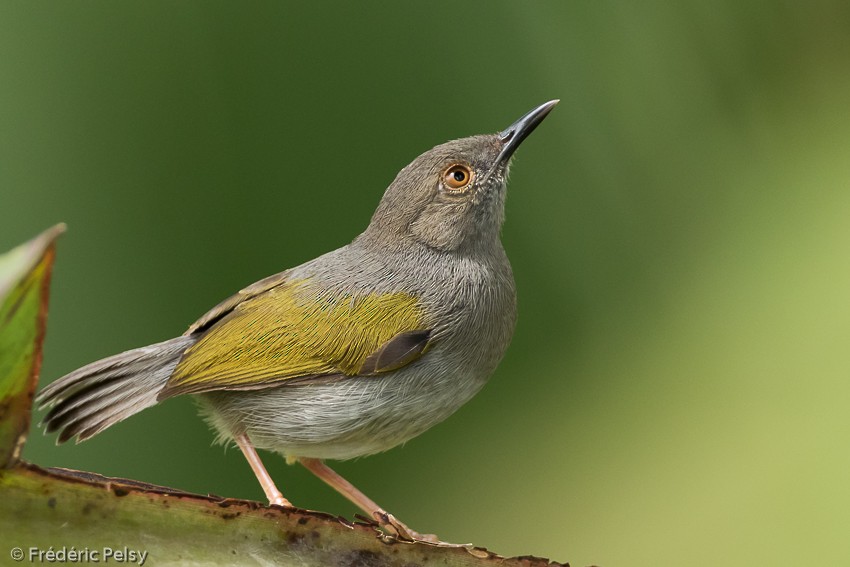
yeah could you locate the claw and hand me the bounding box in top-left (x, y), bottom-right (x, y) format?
top-left (269, 495), bottom-right (292, 507)
top-left (372, 511), bottom-right (440, 543)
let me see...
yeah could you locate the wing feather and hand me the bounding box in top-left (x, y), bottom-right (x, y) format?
top-left (161, 278), bottom-right (429, 398)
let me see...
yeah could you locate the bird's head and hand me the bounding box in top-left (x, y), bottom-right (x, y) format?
top-left (363, 100), bottom-right (558, 253)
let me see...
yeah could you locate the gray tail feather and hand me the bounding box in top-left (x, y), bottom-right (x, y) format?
top-left (37, 336), bottom-right (197, 444)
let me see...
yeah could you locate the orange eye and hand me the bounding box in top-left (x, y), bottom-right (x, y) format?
top-left (443, 164), bottom-right (473, 190)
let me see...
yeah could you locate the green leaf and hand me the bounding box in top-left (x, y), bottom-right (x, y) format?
top-left (0, 224), bottom-right (65, 468)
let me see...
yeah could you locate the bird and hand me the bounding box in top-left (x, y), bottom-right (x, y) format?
top-left (37, 100), bottom-right (558, 542)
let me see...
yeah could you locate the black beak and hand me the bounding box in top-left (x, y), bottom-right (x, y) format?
top-left (496, 99), bottom-right (559, 165)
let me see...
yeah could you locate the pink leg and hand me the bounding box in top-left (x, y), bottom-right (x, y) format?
top-left (235, 433), bottom-right (291, 507)
top-left (299, 457), bottom-right (438, 542)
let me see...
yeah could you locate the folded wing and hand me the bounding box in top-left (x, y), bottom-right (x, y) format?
top-left (160, 278), bottom-right (431, 399)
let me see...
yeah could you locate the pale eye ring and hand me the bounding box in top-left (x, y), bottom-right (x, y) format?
top-left (443, 164), bottom-right (473, 190)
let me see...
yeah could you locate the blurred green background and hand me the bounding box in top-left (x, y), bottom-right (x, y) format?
top-left (3, 1), bottom-right (850, 565)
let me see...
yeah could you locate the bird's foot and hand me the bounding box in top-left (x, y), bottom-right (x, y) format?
top-left (269, 495), bottom-right (292, 507)
top-left (373, 511), bottom-right (468, 546)
top-left (374, 510), bottom-right (438, 542)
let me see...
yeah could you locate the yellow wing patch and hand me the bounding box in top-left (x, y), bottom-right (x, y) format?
top-left (161, 279), bottom-right (425, 398)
